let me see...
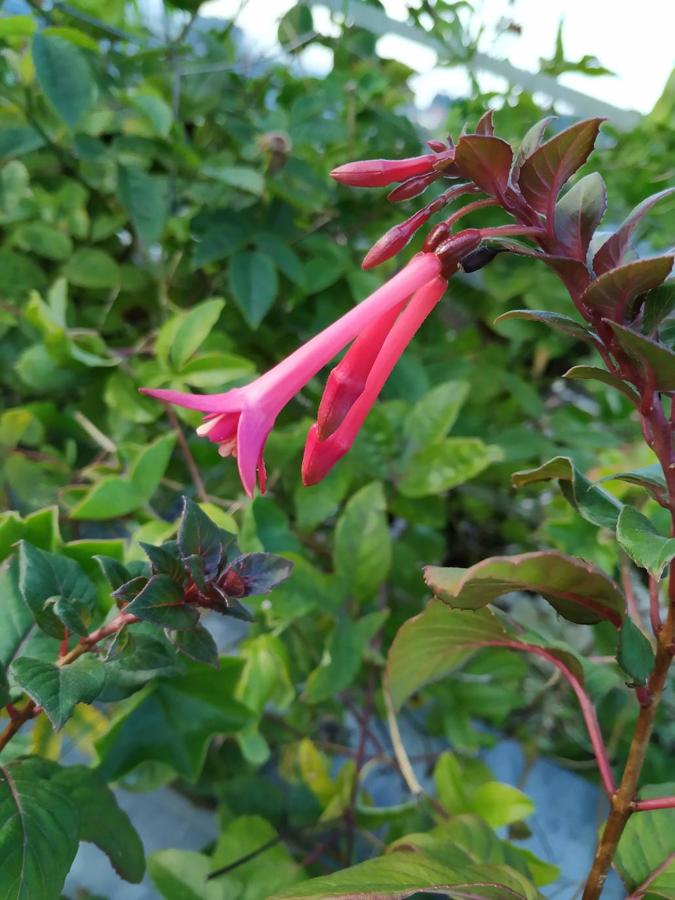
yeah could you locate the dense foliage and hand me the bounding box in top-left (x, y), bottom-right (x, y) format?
top-left (0, 1), bottom-right (674, 898)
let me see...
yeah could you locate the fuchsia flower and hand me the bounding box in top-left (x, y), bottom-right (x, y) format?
top-left (302, 274), bottom-right (448, 485)
top-left (140, 252), bottom-right (441, 496)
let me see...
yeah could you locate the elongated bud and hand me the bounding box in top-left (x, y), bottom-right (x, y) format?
top-left (331, 153), bottom-right (447, 188)
top-left (427, 139), bottom-right (448, 152)
top-left (434, 228), bottom-right (482, 276)
top-left (387, 170), bottom-right (438, 202)
top-left (422, 223), bottom-right (450, 252)
top-left (302, 423), bottom-right (350, 486)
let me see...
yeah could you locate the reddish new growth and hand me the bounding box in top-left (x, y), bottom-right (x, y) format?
top-left (143, 110), bottom-right (674, 499)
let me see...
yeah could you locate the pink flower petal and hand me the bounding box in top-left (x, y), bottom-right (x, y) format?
top-left (236, 409), bottom-right (273, 497)
top-left (138, 386), bottom-right (244, 413)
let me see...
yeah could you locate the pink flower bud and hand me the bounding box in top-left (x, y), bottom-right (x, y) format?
top-left (331, 154), bottom-right (440, 188)
top-left (427, 139), bottom-right (448, 152)
top-left (434, 228), bottom-right (483, 276)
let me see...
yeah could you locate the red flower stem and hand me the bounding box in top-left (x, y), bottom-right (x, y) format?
top-left (632, 796), bottom-right (675, 811)
top-left (478, 225), bottom-right (544, 239)
top-left (479, 640), bottom-right (615, 797)
top-left (443, 198), bottom-right (499, 228)
top-left (649, 576), bottom-right (663, 636)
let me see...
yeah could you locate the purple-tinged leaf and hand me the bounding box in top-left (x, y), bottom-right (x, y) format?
top-left (541, 256), bottom-right (592, 299)
top-left (178, 497), bottom-right (230, 575)
top-left (454, 134), bottom-right (513, 199)
top-left (139, 541), bottom-right (184, 583)
top-left (519, 118), bottom-right (604, 216)
top-left (581, 256), bottom-right (674, 318)
top-left (616, 505), bottom-right (675, 581)
top-left (594, 186), bottom-right (675, 275)
top-left (562, 365), bottom-right (640, 404)
top-left (168, 623), bottom-right (219, 668)
top-left (604, 319), bottom-right (675, 391)
top-left (124, 573), bottom-right (199, 630)
top-left (512, 116), bottom-right (555, 179)
top-left (494, 309), bottom-right (599, 345)
top-left (554, 172), bottom-right (607, 258)
top-left (221, 552), bottom-right (293, 597)
top-left (475, 109), bottom-right (495, 135)
top-left (424, 550), bottom-right (625, 627)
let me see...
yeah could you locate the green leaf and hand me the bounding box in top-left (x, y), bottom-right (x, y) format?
top-left (599, 463), bottom-right (667, 504)
top-left (605, 320), bottom-right (675, 391)
top-left (0, 559), bottom-right (36, 675)
top-left (519, 118), bottom-right (603, 214)
top-left (169, 298), bottom-right (225, 370)
top-left (269, 850), bottom-right (539, 899)
top-left (131, 93), bottom-right (173, 136)
top-left (18, 541), bottom-right (96, 638)
top-left (562, 365), bottom-right (639, 403)
top-left (617, 617), bottom-right (655, 685)
top-left (294, 463), bottom-right (352, 530)
top-left (424, 550), bottom-right (625, 627)
top-left (124, 574), bottom-right (198, 630)
top-left (403, 380), bottom-right (469, 448)
top-left (277, 3), bottom-right (313, 50)
top-left (0, 756), bottom-right (79, 900)
top-left (117, 165), bottom-right (170, 246)
top-left (53, 765), bottom-right (145, 882)
top-left (471, 783), bottom-right (535, 827)
top-left (149, 850), bottom-right (226, 900)
top-left (96, 659), bottom-right (252, 781)
top-left (203, 165), bottom-right (264, 195)
top-left (169, 623), bottom-right (219, 668)
top-left (14, 222), bottom-right (73, 261)
top-left (255, 232), bottom-right (305, 286)
top-left (11, 655), bottom-right (106, 729)
top-left (64, 248), bottom-right (120, 289)
top-left (333, 482), bottom-right (391, 602)
top-left (69, 477), bottom-right (142, 520)
top-left (554, 172), bottom-right (607, 258)
top-left (512, 455), bottom-right (622, 529)
top-left (305, 616), bottom-right (364, 703)
top-left (455, 135), bottom-right (513, 199)
top-left (615, 782), bottom-right (675, 893)
top-left (0, 15), bottom-right (36, 38)
top-left (32, 33), bottom-right (95, 129)
top-left (99, 630), bottom-right (183, 701)
top-left (617, 506), bottom-right (675, 579)
top-left (386, 604), bottom-right (510, 709)
top-left (494, 308), bottom-right (598, 344)
top-left (580, 256), bottom-right (673, 317)
top-left (398, 438), bottom-right (502, 498)
top-left (228, 250), bottom-right (278, 329)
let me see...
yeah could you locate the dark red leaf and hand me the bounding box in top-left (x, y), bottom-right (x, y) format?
top-left (554, 172), bottom-right (607, 258)
top-left (542, 256), bottom-right (592, 299)
top-left (519, 118), bottom-right (604, 217)
top-left (512, 116), bottom-right (555, 179)
top-left (581, 256), bottom-right (674, 318)
top-left (593, 187), bottom-right (675, 275)
top-left (454, 134), bottom-right (513, 200)
top-left (604, 319), bottom-right (675, 391)
top-left (475, 109), bottom-right (495, 135)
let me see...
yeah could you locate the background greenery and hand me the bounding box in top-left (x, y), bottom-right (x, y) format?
top-left (1, 0), bottom-right (674, 897)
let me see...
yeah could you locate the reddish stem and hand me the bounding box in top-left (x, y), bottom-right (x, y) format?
top-left (632, 796), bottom-right (675, 812)
top-left (649, 576), bottom-right (663, 636)
top-left (479, 640), bottom-right (615, 797)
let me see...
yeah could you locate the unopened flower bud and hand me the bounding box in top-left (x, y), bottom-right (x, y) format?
top-left (331, 152), bottom-right (451, 188)
top-left (387, 171), bottom-right (438, 202)
top-left (434, 228), bottom-right (482, 276)
top-left (427, 139), bottom-right (448, 152)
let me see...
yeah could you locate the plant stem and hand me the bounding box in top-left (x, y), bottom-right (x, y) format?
top-left (163, 403), bottom-right (209, 502)
top-left (0, 611), bottom-right (139, 752)
top-left (632, 796), bottom-right (675, 811)
top-left (0, 701), bottom-right (36, 753)
top-left (383, 684), bottom-right (423, 796)
top-left (582, 604), bottom-right (674, 898)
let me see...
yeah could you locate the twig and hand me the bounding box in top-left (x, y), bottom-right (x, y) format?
top-left (649, 575), bottom-right (663, 636)
top-left (163, 403), bottom-right (208, 502)
top-left (383, 684), bottom-right (423, 796)
top-left (73, 411), bottom-right (117, 454)
top-left (632, 796), bottom-right (675, 812)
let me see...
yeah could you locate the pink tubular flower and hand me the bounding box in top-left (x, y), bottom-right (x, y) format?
top-left (140, 252), bottom-right (441, 497)
top-left (302, 274), bottom-right (448, 485)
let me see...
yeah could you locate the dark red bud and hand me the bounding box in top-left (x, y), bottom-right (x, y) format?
top-left (434, 228), bottom-right (482, 277)
top-left (427, 139), bottom-right (447, 152)
top-left (387, 171), bottom-right (438, 202)
top-left (423, 223), bottom-right (450, 252)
